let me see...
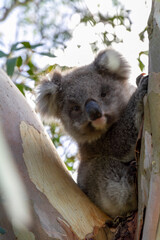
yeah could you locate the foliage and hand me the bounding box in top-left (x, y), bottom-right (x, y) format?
top-left (0, 41), bottom-right (55, 78)
top-left (137, 50), bottom-right (148, 72)
top-left (0, 0), bottom-right (133, 81)
top-left (49, 123), bottom-right (78, 172)
top-left (139, 27), bottom-right (148, 42)
top-left (0, 226), bottom-right (6, 235)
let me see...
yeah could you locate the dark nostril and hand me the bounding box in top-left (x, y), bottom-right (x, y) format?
top-left (85, 100), bottom-right (102, 121)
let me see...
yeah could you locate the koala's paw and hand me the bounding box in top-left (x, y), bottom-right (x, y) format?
top-left (136, 74), bottom-right (148, 90)
top-left (136, 74), bottom-right (148, 98)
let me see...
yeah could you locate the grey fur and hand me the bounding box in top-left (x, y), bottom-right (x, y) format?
top-left (36, 49), bottom-right (148, 218)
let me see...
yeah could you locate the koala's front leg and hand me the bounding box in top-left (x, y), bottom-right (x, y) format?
top-left (134, 74), bottom-right (148, 130)
top-left (108, 75), bottom-right (148, 163)
top-left (124, 74), bottom-right (148, 129)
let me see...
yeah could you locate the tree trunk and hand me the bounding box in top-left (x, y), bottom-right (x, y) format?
top-left (148, 0), bottom-right (160, 73)
top-left (0, 69), bottom-right (113, 240)
top-left (136, 1), bottom-right (160, 239)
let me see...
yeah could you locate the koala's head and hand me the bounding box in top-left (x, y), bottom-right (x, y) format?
top-left (36, 49), bottom-right (135, 143)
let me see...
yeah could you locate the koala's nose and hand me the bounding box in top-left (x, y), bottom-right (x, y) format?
top-left (85, 100), bottom-right (102, 121)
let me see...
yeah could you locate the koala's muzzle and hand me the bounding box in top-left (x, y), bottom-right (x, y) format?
top-left (85, 100), bottom-right (102, 121)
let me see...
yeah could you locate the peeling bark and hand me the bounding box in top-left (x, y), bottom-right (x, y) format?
top-left (20, 121), bottom-right (111, 239)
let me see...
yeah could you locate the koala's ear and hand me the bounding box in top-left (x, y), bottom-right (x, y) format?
top-left (36, 71), bottom-right (62, 120)
top-left (94, 48), bottom-right (130, 80)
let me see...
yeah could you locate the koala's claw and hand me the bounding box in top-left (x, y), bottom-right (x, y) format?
top-left (106, 213), bottom-right (133, 228)
top-left (136, 73), bottom-right (146, 86)
top-left (136, 74), bottom-right (148, 90)
top-left (135, 74), bottom-right (148, 101)
top-left (106, 211), bottom-right (136, 229)
top-left (136, 73), bottom-right (148, 86)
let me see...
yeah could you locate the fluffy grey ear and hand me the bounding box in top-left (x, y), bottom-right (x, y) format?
top-left (94, 48), bottom-right (130, 80)
top-left (36, 71), bottom-right (62, 120)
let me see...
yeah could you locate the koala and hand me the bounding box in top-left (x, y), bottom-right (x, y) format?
top-left (36, 49), bottom-right (148, 219)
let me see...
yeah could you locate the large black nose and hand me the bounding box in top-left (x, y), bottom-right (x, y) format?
top-left (85, 100), bottom-right (102, 121)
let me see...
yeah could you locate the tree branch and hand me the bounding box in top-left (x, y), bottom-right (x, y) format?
top-left (0, 68), bottom-right (113, 240)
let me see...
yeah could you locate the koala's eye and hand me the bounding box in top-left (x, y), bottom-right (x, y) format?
top-left (101, 85), bottom-right (111, 98)
top-left (70, 104), bottom-right (81, 118)
top-left (72, 105), bottom-right (80, 112)
top-left (101, 92), bottom-right (107, 98)
top-left (68, 100), bottom-right (81, 117)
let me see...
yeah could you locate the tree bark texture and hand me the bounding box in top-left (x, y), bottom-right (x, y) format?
top-left (0, 69), bottom-right (113, 240)
top-left (136, 73), bottom-right (160, 240)
top-left (136, 0), bottom-right (160, 238)
top-left (148, 0), bottom-right (160, 73)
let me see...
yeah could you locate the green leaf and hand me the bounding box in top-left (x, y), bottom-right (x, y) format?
top-left (0, 226), bottom-right (6, 235)
top-left (139, 27), bottom-right (147, 42)
top-left (16, 83), bottom-right (32, 95)
top-left (6, 57), bottom-right (18, 76)
top-left (21, 42), bottom-right (43, 49)
top-left (137, 58), bottom-right (145, 71)
top-left (16, 83), bottom-right (25, 95)
top-left (11, 42), bottom-right (44, 51)
top-left (0, 50), bottom-right (8, 58)
top-left (21, 41), bottom-right (31, 48)
top-left (137, 51), bottom-right (148, 71)
top-left (47, 65), bottom-right (57, 72)
top-left (81, 15), bottom-right (96, 25)
top-left (38, 52), bottom-right (56, 57)
top-left (66, 165), bottom-right (74, 171)
top-left (16, 56), bottom-right (23, 67)
top-left (139, 51), bottom-right (148, 57)
top-left (65, 156), bottom-right (76, 172)
top-left (66, 157), bottom-right (75, 164)
top-left (27, 69), bottom-right (34, 75)
top-left (11, 42), bottom-right (20, 51)
top-left (30, 43), bottom-right (43, 49)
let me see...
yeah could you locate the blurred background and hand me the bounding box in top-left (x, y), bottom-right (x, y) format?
top-left (0, 0), bottom-right (151, 174)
